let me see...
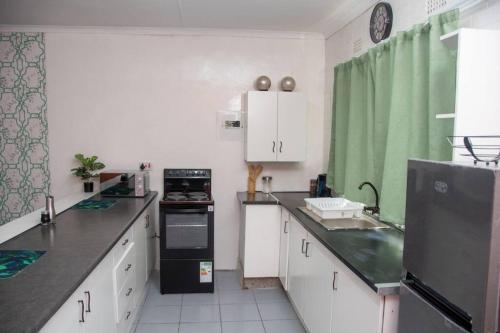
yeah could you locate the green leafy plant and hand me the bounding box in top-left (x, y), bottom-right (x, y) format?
top-left (71, 154), bottom-right (105, 182)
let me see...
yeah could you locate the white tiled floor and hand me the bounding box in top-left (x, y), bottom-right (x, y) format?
top-left (135, 271), bottom-right (306, 333)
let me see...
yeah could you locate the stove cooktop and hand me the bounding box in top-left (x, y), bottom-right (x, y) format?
top-left (163, 191), bottom-right (211, 202)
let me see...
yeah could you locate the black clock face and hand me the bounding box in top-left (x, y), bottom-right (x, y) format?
top-left (370, 2), bottom-right (393, 43)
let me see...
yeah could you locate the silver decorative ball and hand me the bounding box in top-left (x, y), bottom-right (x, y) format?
top-left (281, 76), bottom-right (296, 92)
top-left (255, 76), bottom-right (271, 91)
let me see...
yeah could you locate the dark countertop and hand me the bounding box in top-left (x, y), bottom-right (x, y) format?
top-left (237, 191), bottom-right (279, 205)
top-left (0, 191), bottom-right (158, 333)
top-left (243, 191), bottom-right (404, 295)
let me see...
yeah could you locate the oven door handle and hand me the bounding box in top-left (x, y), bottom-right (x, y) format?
top-left (164, 208), bottom-right (208, 214)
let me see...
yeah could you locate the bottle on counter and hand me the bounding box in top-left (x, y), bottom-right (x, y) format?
top-left (40, 210), bottom-right (50, 225)
top-left (46, 195), bottom-right (56, 223)
top-left (309, 179), bottom-right (317, 196)
top-left (262, 176), bottom-right (273, 194)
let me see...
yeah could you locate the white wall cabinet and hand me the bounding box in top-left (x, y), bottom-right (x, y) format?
top-left (278, 208), bottom-right (290, 290)
top-left (239, 204), bottom-right (281, 278)
top-left (41, 201), bottom-right (156, 333)
top-left (244, 91), bottom-right (307, 162)
top-left (440, 29), bottom-right (500, 162)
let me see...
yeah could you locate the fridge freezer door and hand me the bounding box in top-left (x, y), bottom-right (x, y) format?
top-left (398, 282), bottom-right (469, 333)
top-left (404, 160), bottom-right (498, 332)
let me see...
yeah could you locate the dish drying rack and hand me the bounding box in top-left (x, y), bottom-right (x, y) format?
top-left (304, 198), bottom-right (364, 219)
top-left (447, 136), bottom-right (500, 166)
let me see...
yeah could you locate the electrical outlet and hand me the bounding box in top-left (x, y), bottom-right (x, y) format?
top-left (140, 162), bottom-right (151, 171)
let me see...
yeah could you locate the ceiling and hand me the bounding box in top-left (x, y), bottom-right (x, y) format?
top-left (0, 0), bottom-right (377, 36)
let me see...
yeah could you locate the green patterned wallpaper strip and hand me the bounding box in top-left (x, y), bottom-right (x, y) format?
top-left (0, 33), bottom-right (50, 225)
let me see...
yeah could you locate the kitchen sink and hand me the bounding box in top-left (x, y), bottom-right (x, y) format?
top-left (298, 207), bottom-right (391, 231)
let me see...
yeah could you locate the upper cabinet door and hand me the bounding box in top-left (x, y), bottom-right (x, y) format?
top-left (245, 91), bottom-right (278, 162)
top-left (277, 92), bottom-right (307, 162)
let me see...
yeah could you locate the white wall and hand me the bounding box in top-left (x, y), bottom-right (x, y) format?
top-left (323, 0), bottom-right (500, 169)
top-left (45, 31), bottom-right (325, 270)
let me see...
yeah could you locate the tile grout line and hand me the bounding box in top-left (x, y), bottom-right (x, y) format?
top-left (218, 286), bottom-right (223, 332)
top-left (253, 289), bottom-right (268, 333)
top-left (178, 292), bottom-right (184, 332)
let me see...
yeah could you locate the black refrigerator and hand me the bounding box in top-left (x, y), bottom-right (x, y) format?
top-left (398, 159), bottom-right (500, 333)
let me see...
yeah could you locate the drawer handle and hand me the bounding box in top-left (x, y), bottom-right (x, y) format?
top-left (126, 311), bottom-right (131, 320)
top-left (305, 242), bottom-right (310, 257)
top-left (145, 215), bottom-right (150, 228)
top-left (284, 220), bottom-right (288, 234)
top-left (126, 288), bottom-right (133, 296)
top-left (301, 239), bottom-right (306, 254)
top-left (84, 291), bottom-right (91, 313)
top-left (333, 271), bottom-right (338, 291)
top-left (125, 263), bottom-right (132, 272)
top-left (78, 300), bottom-right (85, 323)
top-left (122, 238), bottom-right (129, 246)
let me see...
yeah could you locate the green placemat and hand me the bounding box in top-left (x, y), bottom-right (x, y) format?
top-left (0, 250), bottom-right (46, 279)
top-left (74, 199), bottom-right (117, 210)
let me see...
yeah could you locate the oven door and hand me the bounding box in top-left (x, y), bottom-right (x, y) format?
top-left (160, 204), bottom-right (214, 259)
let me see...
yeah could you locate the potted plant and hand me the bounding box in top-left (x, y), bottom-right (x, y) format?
top-left (71, 153), bottom-right (106, 192)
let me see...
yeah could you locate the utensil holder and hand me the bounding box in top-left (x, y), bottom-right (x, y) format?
top-left (247, 177), bottom-right (256, 194)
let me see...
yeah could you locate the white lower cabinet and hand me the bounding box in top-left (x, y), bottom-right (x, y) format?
top-left (330, 257), bottom-right (381, 333)
top-left (40, 255), bottom-right (115, 333)
top-left (287, 215), bottom-right (308, 316)
top-left (239, 204), bottom-right (281, 277)
top-left (145, 204), bottom-right (156, 279)
top-left (83, 254), bottom-right (116, 333)
top-left (303, 235), bottom-right (334, 333)
top-left (41, 201), bottom-right (156, 333)
top-left (284, 210), bottom-right (399, 333)
top-left (278, 208), bottom-right (290, 289)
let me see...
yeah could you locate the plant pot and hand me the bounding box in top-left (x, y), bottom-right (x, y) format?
top-left (83, 181), bottom-right (94, 193)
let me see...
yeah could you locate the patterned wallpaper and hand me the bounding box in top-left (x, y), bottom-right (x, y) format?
top-left (0, 33), bottom-right (50, 225)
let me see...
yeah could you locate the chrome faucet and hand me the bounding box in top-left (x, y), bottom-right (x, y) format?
top-left (358, 182), bottom-right (380, 214)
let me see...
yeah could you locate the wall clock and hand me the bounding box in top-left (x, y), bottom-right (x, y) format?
top-left (370, 2), bottom-right (393, 44)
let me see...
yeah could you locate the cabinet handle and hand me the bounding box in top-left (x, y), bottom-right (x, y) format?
top-left (305, 242), bottom-right (310, 257)
top-left (126, 311), bottom-right (131, 320)
top-left (78, 300), bottom-right (85, 323)
top-left (284, 220), bottom-right (288, 234)
top-left (333, 271), bottom-right (338, 291)
top-left (84, 291), bottom-right (91, 313)
top-left (279, 141), bottom-right (283, 153)
top-left (125, 263), bottom-right (132, 272)
top-left (301, 239), bottom-right (306, 254)
top-left (272, 141), bottom-right (276, 153)
top-left (126, 288), bottom-right (133, 297)
top-left (122, 238), bottom-right (129, 246)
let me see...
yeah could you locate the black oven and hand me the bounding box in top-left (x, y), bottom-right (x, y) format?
top-left (160, 204), bottom-right (214, 260)
top-left (159, 168), bottom-right (215, 294)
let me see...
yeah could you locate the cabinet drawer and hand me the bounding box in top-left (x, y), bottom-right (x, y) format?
top-left (114, 227), bottom-right (133, 264)
top-left (116, 298), bottom-right (135, 333)
top-left (114, 243), bottom-right (136, 293)
top-left (116, 274), bottom-right (136, 323)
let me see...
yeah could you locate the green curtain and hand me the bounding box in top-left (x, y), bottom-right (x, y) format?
top-left (327, 10), bottom-right (458, 224)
